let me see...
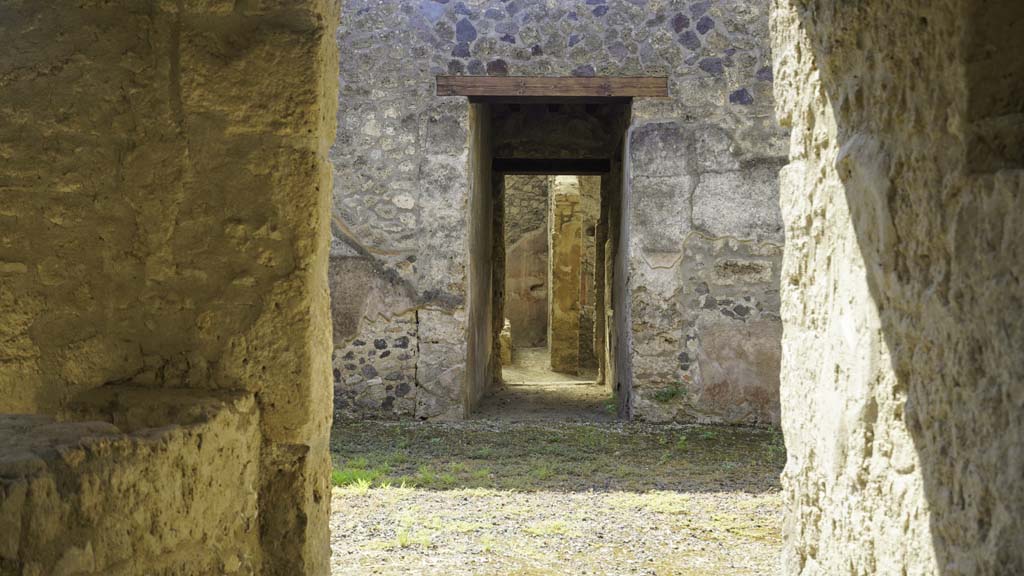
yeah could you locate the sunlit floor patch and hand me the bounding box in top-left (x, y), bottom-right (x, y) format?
top-left (330, 487), bottom-right (780, 576)
top-left (500, 347), bottom-right (597, 385)
top-left (476, 347), bottom-right (613, 422)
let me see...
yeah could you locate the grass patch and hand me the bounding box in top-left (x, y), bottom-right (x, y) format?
top-left (653, 385), bottom-right (686, 403)
top-left (607, 491), bottom-right (692, 515)
top-left (469, 447), bottom-right (496, 459)
top-left (331, 459), bottom-right (388, 487)
top-left (330, 421), bottom-right (785, 493)
top-left (393, 527), bottom-right (433, 549)
top-left (412, 464), bottom-right (458, 488)
top-left (529, 463), bottom-right (554, 481)
top-left (479, 534), bottom-right (497, 553)
top-left (449, 520), bottom-right (485, 533)
top-left (329, 420), bottom-right (785, 576)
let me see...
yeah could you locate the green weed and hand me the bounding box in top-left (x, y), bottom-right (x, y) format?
top-left (653, 385), bottom-right (686, 403)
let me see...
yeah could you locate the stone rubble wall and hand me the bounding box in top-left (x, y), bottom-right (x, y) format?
top-left (0, 2), bottom-right (340, 573)
top-left (333, 0), bottom-right (787, 422)
top-left (332, 313), bottom-right (419, 419)
top-left (628, 122), bottom-right (785, 424)
top-left (504, 175), bottom-right (549, 249)
top-left (772, 0), bottom-right (1024, 573)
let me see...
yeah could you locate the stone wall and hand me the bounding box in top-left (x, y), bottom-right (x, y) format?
top-left (543, 175), bottom-right (601, 375)
top-left (503, 175), bottom-right (549, 348)
top-left (466, 103), bottom-right (497, 414)
top-left (504, 175), bottom-right (549, 248)
top-left (332, 0), bottom-right (787, 422)
top-left (1, 388), bottom-right (259, 575)
top-left (629, 122), bottom-right (784, 424)
top-left (0, 2), bottom-right (339, 573)
top-left (772, 0), bottom-right (1024, 573)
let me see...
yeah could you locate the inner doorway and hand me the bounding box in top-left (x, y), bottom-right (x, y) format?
top-left (464, 97), bottom-right (633, 420)
top-left (502, 174), bottom-right (599, 380)
top-left (487, 174), bottom-right (606, 420)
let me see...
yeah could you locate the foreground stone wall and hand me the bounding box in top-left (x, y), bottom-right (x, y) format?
top-left (1, 388), bottom-right (259, 575)
top-left (772, 0), bottom-right (1024, 572)
top-left (0, 2), bottom-right (339, 573)
top-left (332, 0), bottom-right (787, 422)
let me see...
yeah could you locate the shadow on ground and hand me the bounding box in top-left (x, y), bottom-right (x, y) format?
top-left (329, 419), bottom-right (784, 494)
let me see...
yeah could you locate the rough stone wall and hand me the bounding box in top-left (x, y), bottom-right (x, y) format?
top-left (504, 175), bottom-right (549, 248)
top-left (503, 175), bottom-right (549, 348)
top-left (1, 388), bottom-right (259, 575)
top-left (333, 0), bottom-right (786, 422)
top-left (629, 122), bottom-right (784, 424)
top-left (0, 2), bottom-right (339, 573)
top-left (772, 0), bottom-right (1024, 573)
top-left (331, 309), bottom-right (419, 419)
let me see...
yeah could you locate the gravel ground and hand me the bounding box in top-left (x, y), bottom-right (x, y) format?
top-left (329, 420), bottom-right (784, 575)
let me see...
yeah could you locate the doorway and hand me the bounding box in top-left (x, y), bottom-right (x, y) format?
top-left (485, 174), bottom-right (605, 420)
top-left (465, 99), bottom-right (632, 420)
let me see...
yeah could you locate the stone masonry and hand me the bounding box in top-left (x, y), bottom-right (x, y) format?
top-left (331, 0), bottom-right (787, 423)
top-left (1, 2), bottom-right (1021, 574)
top-left (773, 0), bottom-right (1024, 573)
top-left (578, 175), bottom-right (602, 370)
top-left (0, 2), bottom-right (340, 573)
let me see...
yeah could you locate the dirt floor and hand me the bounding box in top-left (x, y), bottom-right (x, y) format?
top-left (475, 347), bottom-right (612, 422)
top-left (329, 417), bottom-right (785, 575)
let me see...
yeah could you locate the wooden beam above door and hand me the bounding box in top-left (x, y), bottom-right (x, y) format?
top-left (437, 76), bottom-right (668, 98)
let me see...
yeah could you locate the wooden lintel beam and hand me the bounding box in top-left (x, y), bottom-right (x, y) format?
top-left (437, 76), bottom-right (668, 98)
top-left (468, 96), bottom-right (632, 105)
top-left (492, 158), bottom-right (611, 175)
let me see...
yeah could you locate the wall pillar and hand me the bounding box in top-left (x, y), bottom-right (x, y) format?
top-left (548, 176), bottom-right (582, 373)
top-left (577, 176), bottom-right (601, 370)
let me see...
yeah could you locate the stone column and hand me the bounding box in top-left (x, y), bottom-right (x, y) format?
top-left (577, 175), bottom-right (601, 370)
top-left (548, 176), bottom-right (582, 373)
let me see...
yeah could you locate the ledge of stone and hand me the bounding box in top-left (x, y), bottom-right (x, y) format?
top-left (0, 386), bottom-right (261, 575)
